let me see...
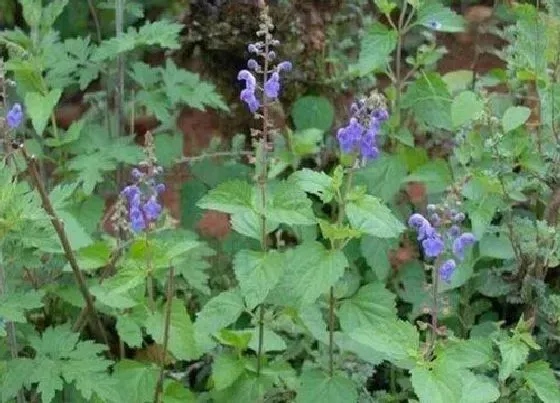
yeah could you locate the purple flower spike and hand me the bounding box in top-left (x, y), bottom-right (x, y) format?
top-left (422, 234), bottom-right (444, 258)
top-left (439, 259), bottom-right (456, 283)
top-left (248, 43), bottom-right (259, 53)
top-left (453, 233), bottom-right (476, 260)
top-left (6, 103), bottom-right (23, 129)
top-left (129, 207), bottom-right (146, 232)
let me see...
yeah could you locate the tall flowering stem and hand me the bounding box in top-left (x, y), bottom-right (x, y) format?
top-left (327, 93), bottom-right (388, 376)
top-left (408, 204), bottom-right (475, 359)
top-left (118, 132), bottom-right (165, 312)
top-left (238, 4), bottom-right (291, 376)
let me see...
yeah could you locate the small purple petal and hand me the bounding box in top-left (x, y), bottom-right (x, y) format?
top-left (6, 103), bottom-right (23, 129)
top-left (439, 259), bottom-right (456, 283)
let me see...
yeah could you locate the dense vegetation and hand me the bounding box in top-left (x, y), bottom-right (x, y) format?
top-left (0, 0), bottom-right (559, 402)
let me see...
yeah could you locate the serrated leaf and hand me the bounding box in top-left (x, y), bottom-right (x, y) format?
top-left (268, 242), bottom-right (348, 308)
top-left (246, 327), bottom-right (287, 352)
top-left (416, 1), bottom-right (465, 33)
top-left (354, 154), bottom-right (407, 201)
top-left (348, 318), bottom-right (419, 368)
top-left (112, 360), bottom-right (158, 403)
top-left (405, 159), bottom-right (452, 194)
top-left (438, 338), bottom-right (494, 369)
top-left (267, 181), bottom-right (315, 225)
top-left (116, 316), bottom-right (143, 348)
top-left (24, 89), bottom-right (62, 136)
top-left (291, 96), bottom-right (334, 131)
top-left (230, 211), bottom-right (279, 241)
top-left (145, 299), bottom-right (199, 361)
top-left (498, 337), bottom-right (529, 381)
top-left (212, 353), bottom-right (246, 390)
top-left (452, 91), bottom-right (484, 128)
top-left (411, 365), bottom-right (462, 403)
top-left (459, 371), bottom-right (500, 403)
top-left (197, 180), bottom-right (255, 215)
top-left (338, 283), bottom-right (396, 332)
top-left (523, 360), bottom-right (560, 403)
top-left (289, 168), bottom-right (334, 203)
top-left (0, 290), bottom-right (44, 322)
top-left (296, 370), bottom-right (357, 403)
top-left (154, 133), bottom-right (183, 168)
top-left (350, 22), bottom-right (397, 76)
top-left (233, 249), bottom-right (285, 309)
top-left (402, 73), bottom-right (452, 130)
top-left (196, 289), bottom-right (244, 334)
top-left (360, 236), bottom-right (397, 281)
top-left (346, 194), bottom-right (405, 238)
top-left (502, 106), bottom-right (531, 133)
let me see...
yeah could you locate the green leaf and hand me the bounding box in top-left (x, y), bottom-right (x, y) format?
top-left (452, 91), bottom-right (484, 128)
top-left (459, 372), bottom-right (500, 403)
top-left (348, 318), bottom-right (419, 368)
top-left (112, 360), bottom-right (158, 403)
top-left (163, 381), bottom-right (196, 403)
top-left (291, 96), bottom-right (335, 131)
top-left (197, 180), bottom-right (255, 215)
top-left (354, 154), bottom-right (407, 201)
top-left (318, 219), bottom-right (361, 243)
top-left (405, 159), bottom-right (452, 194)
top-left (416, 1), bottom-right (465, 33)
top-left (0, 290), bottom-right (44, 322)
top-left (230, 211), bottom-right (279, 241)
top-left (502, 106), bottom-right (531, 133)
top-left (233, 249), bottom-right (285, 309)
top-left (338, 283), bottom-right (396, 332)
top-left (360, 236), bottom-right (397, 281)
top-left (154, 133), bottom-right (183, 168)
top-left (402, 73), bottom-right (452, 130)
top-left (346, 194), bottom-right (405, 238)
top-left (268, 242), bottom-right (348, 308)
top-left (296, 370), bottom-right (357, 403)
top-left (24, 89), bottom-right (62, 136)
top-left (438, 338), bottom-right (495, 369)
top-left (289, 168), bottom-right (334, 203)
top-left (350, 22), bottom-right (397, 76)
top-left (246, 327), bottom-right (287, 353)
top-left (213, 373), bottom-right (272, 403)
top-left (267, 181), bottom-right (316, 225)
top-left (58, 210), bottom-right (93, 250)
top-left (479, 234), bottom-right (515, 260)
top-left (523, 360), bottom-right (560, 403)
top-left (212, 353), bottom-right (246, 391)
top-left (195, 289), bottom-right (245, 334)
top-left (3, 325), bottom-right (113, 403)
top-left (497, 337), bottom-right (529, 381)
top-left (116, 316), bottom-right (143, 348)
top-left (145, 299), bottom-right (199, 361)
top-left (411, 365), bottom-right (462, 403)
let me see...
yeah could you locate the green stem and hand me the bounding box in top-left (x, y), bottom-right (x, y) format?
top-left (146, 232), bottom-right (155, 312)
top-left (115, 0), bottom-right (126, 188)
top-left (153, 267), bottom-right (174, 403)
top-left (427, 258), bottom-right (441, 359)
top-left (328, 166), bottom-right (356, 377)
top-left (256, 17), bottom-right (271, 378)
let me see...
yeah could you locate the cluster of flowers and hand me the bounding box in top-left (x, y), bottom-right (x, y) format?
top-left (337, 95), bottom-right (389, 162)
top-left (408, 204), bottom-right (475, 283)
top-left (121, 167), bottom-right (165, 232)
top-left (237, 15), bottom-right (292, 113)
top-left (6, 103), bottom-right (23, 129)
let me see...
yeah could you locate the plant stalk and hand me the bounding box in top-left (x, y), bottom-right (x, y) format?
top-left (153, 267), bottom-right (174, 403)
top-left (20, 145), bottom-right (110, 348)
top-left (115, 0), bottom-right (126, 188)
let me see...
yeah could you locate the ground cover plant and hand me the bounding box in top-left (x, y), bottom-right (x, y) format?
top-left (0, 0), bottom-right (559, 402)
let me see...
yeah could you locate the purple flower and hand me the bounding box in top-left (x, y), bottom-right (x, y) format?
top-left (143, 196), bottom-right (162, 221)
top-left (6, 103), bottom-right (23, 129)
top-left (337, 118), bottom-right (363, 154)
top-left (277, 61), bottom-right (292, 72)
top-left (448, 225), bottom-right (461, 238)
top-left (248, 43), bottom-right (259, 53)
top-left (453, 212), bottom-right (465, 223)
top-left (264, 72), bottom-right (280, 99)
top-left (129, 207), bottom-right (146, 232)
top-left (154, 183), bottom-right (166, 194)
top-left (453, 233), bottom-right (476, 260)
top-left (422, 234), bottom-right (444, 257)
top-left (409, 213), bottom-right (444, 258)
top-left (439, 259), bottom-right (456, 283)
top-left (247, 59), bottom-right (259, 70)
top-left (240, 88), bottom-right (260, 113)
top-left (238, 70), bottom-right (257, 90)
top-left (121, 185), bottom-right (140, 201)
top-left (267, 51), bottom-right (276, 61)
